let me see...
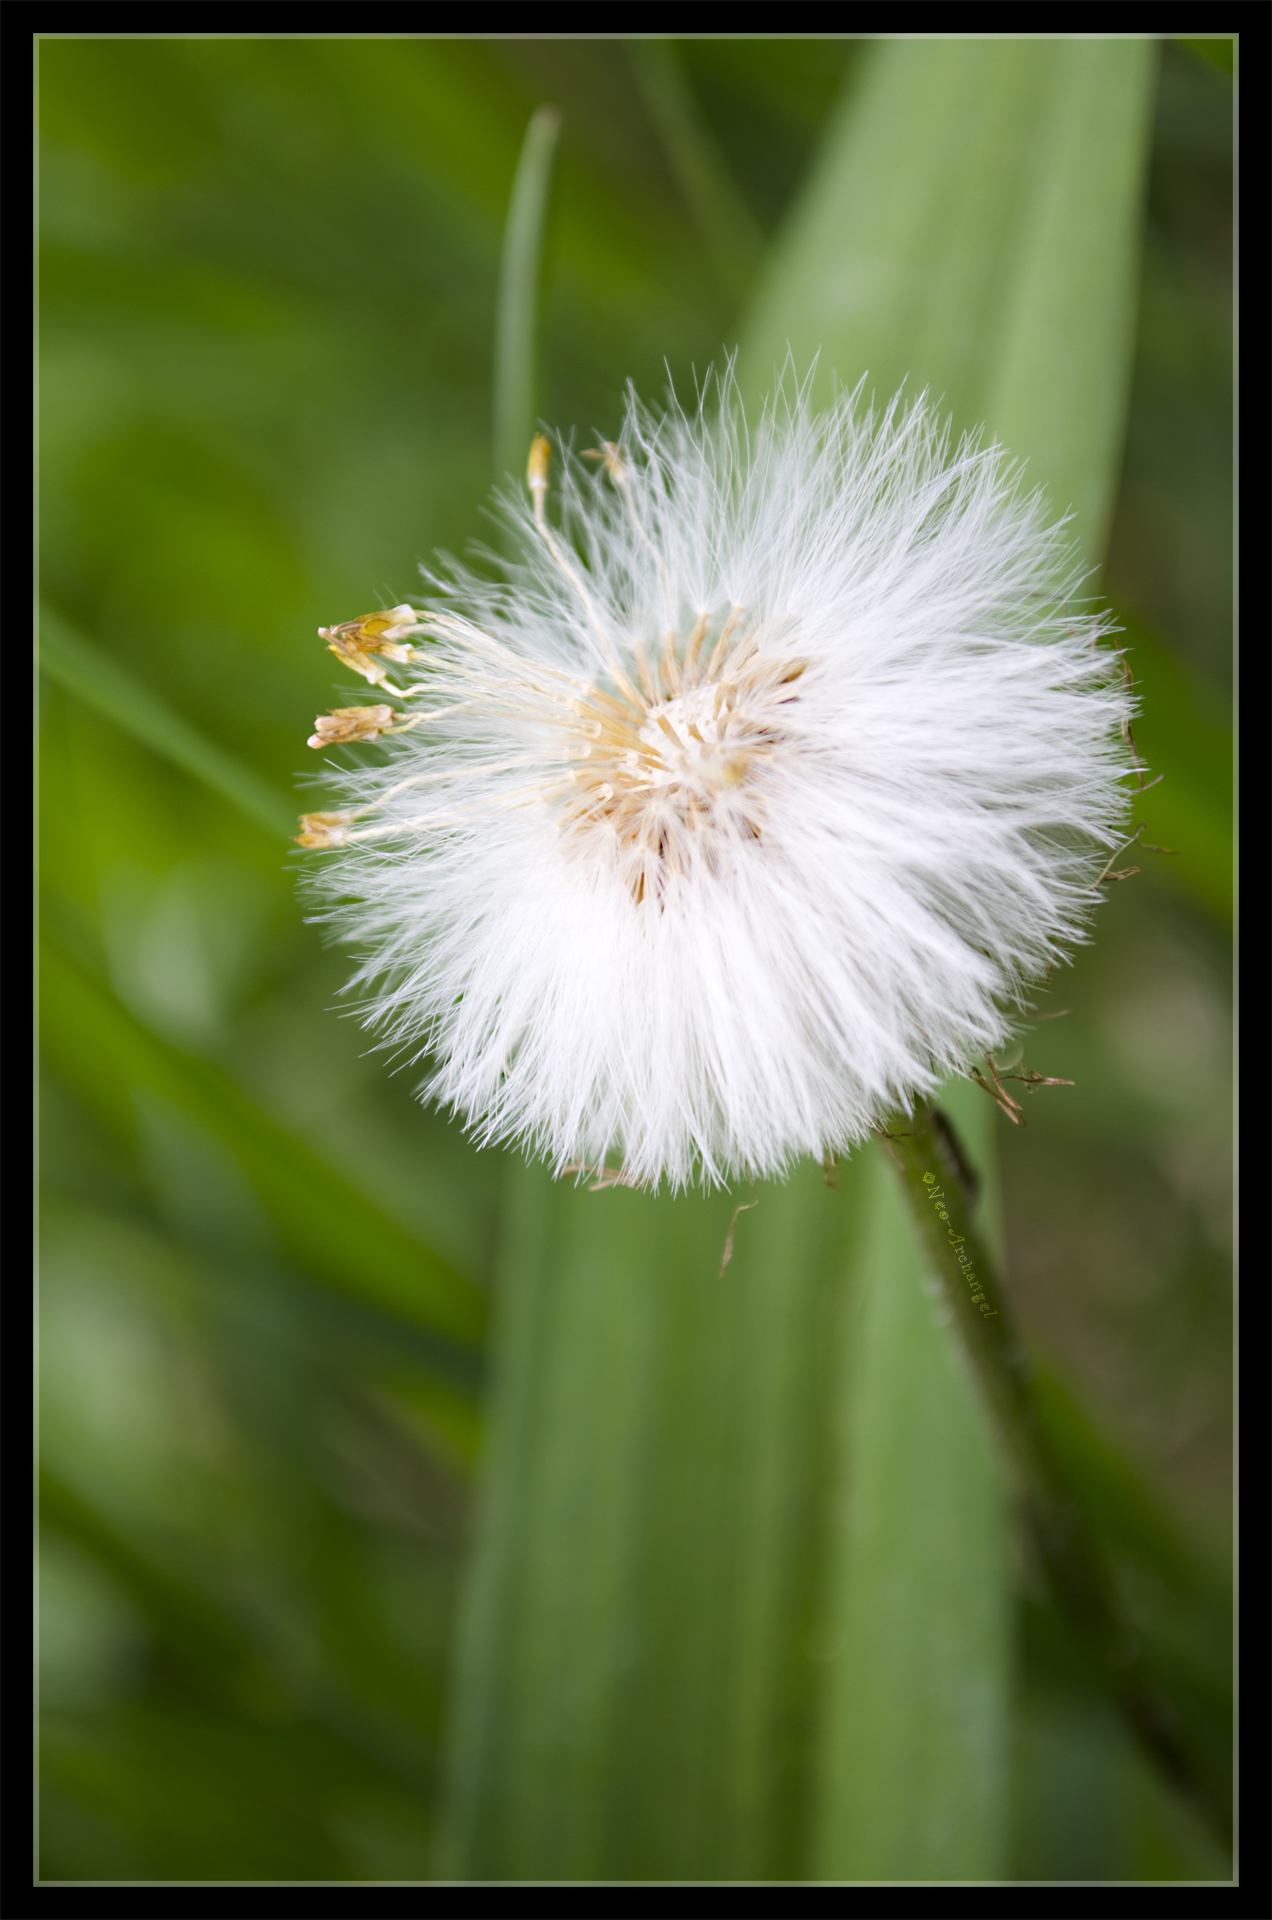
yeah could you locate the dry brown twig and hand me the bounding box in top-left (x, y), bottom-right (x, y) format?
top-left (967, 1050), bottom-right (1075, 1125)
top-left (719, 1185), bottom-right (759, 1276)
top-left (562, 1161), bottom-right (760, 1277)
top-left (1097, 821), bottom-right (1147, 886)
top-left (561, 1162), bottom-right (652, 1192)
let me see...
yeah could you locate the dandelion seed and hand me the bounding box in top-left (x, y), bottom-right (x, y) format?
top-left (299, 373), bottom-right (1134, 1190)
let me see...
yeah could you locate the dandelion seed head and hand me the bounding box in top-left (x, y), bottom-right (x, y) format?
top-left (302, 371), bottom-right (1134, 1190)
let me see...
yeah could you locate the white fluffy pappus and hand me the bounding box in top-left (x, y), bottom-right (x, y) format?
top-left (301, 376), bottom-right (1135, 1190)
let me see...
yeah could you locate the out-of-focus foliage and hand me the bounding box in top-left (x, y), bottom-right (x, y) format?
top-left (38, 36), bottom-right (1232, 1884)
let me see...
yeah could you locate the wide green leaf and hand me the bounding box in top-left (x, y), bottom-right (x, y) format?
top-left (442, 1158), bottom-right (855, 1879)
top-left (440, 37), bottom-right (1158, 1886)
top-left (808, 1081), bottom-right (1010, 1879)
top-left (741, 38), bottom-right (1156, 564)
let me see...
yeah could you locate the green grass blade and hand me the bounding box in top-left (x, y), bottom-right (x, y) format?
top-left (627, 40), bottom-right (762, 301)
top-left (40, 936), bottom-right (487, 1353)
top-left (41, 1468), bottom-right (276, 1710)
top-left (493, 106), bottom-right (561, 484)
top-left (39, 1468), bottom-right (444, 1877)
top-left (39, 604), bottom-right (296, 841)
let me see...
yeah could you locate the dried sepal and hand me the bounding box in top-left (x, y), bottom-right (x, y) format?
top-left (319, 605), bottom-right (419, 685)
top-left (308, 704), bottom-right (396, 749)
top-left (295, 811), bottom-right (353, 849)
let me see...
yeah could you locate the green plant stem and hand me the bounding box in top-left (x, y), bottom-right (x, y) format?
top-left (879, 1104), bottom-right (1232, 1852)
top-left (493, 105), bottom-right (560, 484)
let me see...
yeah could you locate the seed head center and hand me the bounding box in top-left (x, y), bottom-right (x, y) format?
top-left (637, 686), bottom-right (749, 793)
top-left (554, 611), bottom-right (804, 899)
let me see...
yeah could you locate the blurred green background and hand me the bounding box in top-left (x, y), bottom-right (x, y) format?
top-left (38, 36), bottom-right (1232, 1883)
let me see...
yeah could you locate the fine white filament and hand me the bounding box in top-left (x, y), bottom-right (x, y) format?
top-left (306, 377), bottom-right (1134, 1190)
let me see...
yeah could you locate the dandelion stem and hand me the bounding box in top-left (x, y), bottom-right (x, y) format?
top-left (878, 1104), bottom-right (1232, 1852)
